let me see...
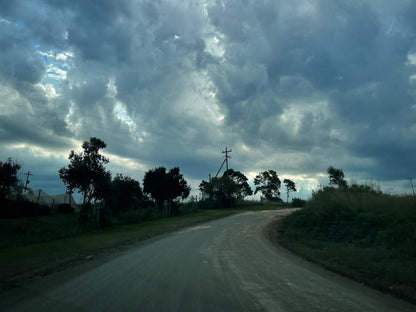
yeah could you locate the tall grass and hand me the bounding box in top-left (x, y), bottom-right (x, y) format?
top-left (278, 187), bottom-right (416, 302)
top-left (0, 214), bottom-right (84, 249)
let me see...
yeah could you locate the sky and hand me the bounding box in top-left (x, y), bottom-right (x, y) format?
top-left (1, 0), bottom-right (416, 202)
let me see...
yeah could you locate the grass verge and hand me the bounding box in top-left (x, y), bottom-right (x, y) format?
top-left (0, 209), bottom-right (239, 286)
top-left (277, 188), bottom-right (416, 303)
top-left (278, 235), bottom-right (416, 302)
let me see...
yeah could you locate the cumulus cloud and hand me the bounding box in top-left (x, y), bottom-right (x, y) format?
top-left (1, 0), bottom-right (416, 199)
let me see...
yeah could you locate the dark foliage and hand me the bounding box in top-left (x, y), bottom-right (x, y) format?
top-left (178, 196), bottom-right (199, 214)
top-left (59, 137), bottom-right (111, 207)
top-left (114, 206), bottom-right (162, 224)
top-left (0, 197), bottom-right (51, 218)
top-left (327, 166), bottom-right (348, 188)
top-left (105, 174), bottom-right (144, 216)
top-left (291, 197), bottom-right (306, 207)
top-left (223, 169), bottom-right (253, 198)
top-left (280, 187), bottom-right (416, 253)
top-left (254, 170), bottom-right (281, 200)
top-left (143, 167), bottom-right (190, 210)
top-left (283, 179), bottom-right (296, 203)
top-left (279, 186), bottom-right (416, 301)
top-left (0, 158), bottom-right (22, 210)
top-left (199, 175), bottom-right (239, 208)
top-left (57, 203), bottom-right (75, 214)
top-left (198, 198), bottom-right (223, 210)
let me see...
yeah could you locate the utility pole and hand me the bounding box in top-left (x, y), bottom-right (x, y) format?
top-left (215, 147), bottom-right (232, 178)
top-left (23, 171), bottom-right (33, 192)
top-left (408, 178), bottom-right (415, 196)
top-left (222, 147), bottom-right (232, 171)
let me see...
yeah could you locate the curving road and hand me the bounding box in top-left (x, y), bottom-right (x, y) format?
top-left (1, 210), bottom-right (415, 311)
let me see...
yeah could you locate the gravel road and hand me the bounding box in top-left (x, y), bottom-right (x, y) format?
top-left (1, 209), bottom-right (414, 311)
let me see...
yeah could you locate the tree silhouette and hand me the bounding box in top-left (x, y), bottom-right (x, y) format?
top-left (254, 170), bottom-right (281, 200)
top-left (223, 169), bottom-right (253, 198)
top-left (283, 179), bottom-right (296, 203)
top-left (327, 166), bottom-right (348, 188)
top-left (199, 175), bottom-right (239, 208)
top-left (105, 174), bottom-right (143, 215)
top-left (143, 167), bottom-right (190, 210)
top-left (59, 137), bottom-right (111, 207)
top-left (0, 158), bottom-right (21, 202)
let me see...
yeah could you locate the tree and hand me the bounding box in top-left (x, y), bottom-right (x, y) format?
top-left (106, 174), bottom-right (144, 215)
top-left (59, 137), bottom-right (111, 207)
top-left (0, 158), bottom-right (22, 201)
top-left (223, 169), bottom-right (253, 198)
top-left (254, 170), bottom-right (281, 200)
top-left (283, 179), bottom-right (297, 203)
top-left (143, 167), bottom-right (190, 210)
top-left (199, 175), bottom-right (239, 208)
top-left (327, 166), bottom-right (348, 188)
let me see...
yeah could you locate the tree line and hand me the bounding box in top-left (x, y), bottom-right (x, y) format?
top-left (58, 137), bottom-right (191, 224)
top-left (198, 169), bottom-right (297, 209)
top-left (1, 137), bottom-right (299, 223)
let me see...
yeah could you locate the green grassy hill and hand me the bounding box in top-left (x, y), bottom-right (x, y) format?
top-left (278, 187), bottom-right (416, 302)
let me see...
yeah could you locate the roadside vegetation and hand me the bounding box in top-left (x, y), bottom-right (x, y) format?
top-left (278, 166), bottom-right (416, 302)
top-left (1, 137), bottom-right (297, 223)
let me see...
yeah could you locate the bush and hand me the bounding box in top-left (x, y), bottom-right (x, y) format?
top-left (0, 198), bottom-right (50, 218)
top-left (264, 197), bottom-right (283, 202)
top-left (57, 204), bottom-right (74, 214)
top-left (99, 206), bottom-right (113, 227)
top-left (234, 200), bottom-right (264, 208)
top-left (115, 207), bottom-right (161, 224)
top-left (281, 187), bottom-right (416, 250)
top-left (198, 199), bottom-right (223, 210)
top-left (78, 204), bottom-right (93, 224)
top-left (198, 199), bottom-right (215, 210)
top-left (291, 197), bottom-right (306, 207)
top-left (178, 201), bottom-right (199, 215)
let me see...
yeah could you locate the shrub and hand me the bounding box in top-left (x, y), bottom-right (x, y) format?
top-left (279, 187), bottom-right (416, 301)
top-left (115, 207), bottom-right (161, 224)
top-left (291, 197), bottom-right (306, 207)
top-left (281, 188), bottom-right (416, 250)
top-left (57, 204), bottom-right (75, 214)
top-left (198, 198), bottom-right (222, 210)
top-left (0, 198), bottom-right (50, 218)
top-left (178, 201), bottom-right (199, 215)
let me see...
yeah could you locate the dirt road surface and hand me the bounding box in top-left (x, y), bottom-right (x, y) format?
top-left (1, 210), bottom-right (414, 311)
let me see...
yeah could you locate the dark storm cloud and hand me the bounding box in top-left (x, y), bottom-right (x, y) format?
top-left (0, 0), bottom-right (70, 49)
top-left (0, 2), bottom-right (72, 150)
top-left (205, 0), bottom-right (416, 182)
top-left (0, 22), bottom-right (45, 86)
top-left (1, 0), bottom-right (416, 197)
top-left (0, 112), bottom-right (69, 150)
